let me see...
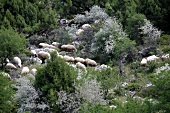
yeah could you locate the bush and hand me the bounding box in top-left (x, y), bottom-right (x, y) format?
top-left (0, 74), bottom-right (16, 112)
top-left (157, 34), bottom-right (170, 45)
top-left (162, 45), bottom-right (170, 53)
top-left (0, 29), bottom-right (26, 69)
top-left (35, 52), bottom-right (77, 112)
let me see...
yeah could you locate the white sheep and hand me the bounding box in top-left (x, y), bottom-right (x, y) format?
top-left (30, 50), bottom-right (37, 57)
top-left (31, 68), bottom-right (37, 76)
top-left (37, 51), bottom-right (51, 64)
top-left (147, 55), bottom-right (160, 61)
top-left (21, 66), bottom-right (30, 75)
top-left (58, 54), bottom-right (64, 59)
top-left (75, 57), bottom-right (85, 64)
top-left (140, 58), bottom-right (147, 65)
top-left (76, 62), bottom-right (86, 70)
top-left (82, 24), bottom-right (91, 30)
top-left (39, 43), bottom-right (56, 49)
top-left (161, 54), bottom-right (169, 60)
top-left (6, 63), bottom-right (17, 70)
top-left (85, 58), bottom-right (97, 66)
top-left (61, 44), bottom-right (77, 52)
top-left (13, 57), bottom-right (22, 68)
top-left (39, 43), bottom-right (50, 48)
top-left (76, 29), bottom-right (84, 35)
top-left (63, 55), bottom-right (75, 62)
top-left (52, 42), bottom-right (60, 47)
top-left (0, 72), bottom-right (11, 79)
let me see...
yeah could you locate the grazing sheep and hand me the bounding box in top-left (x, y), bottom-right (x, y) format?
top-left (75, 57), bottom-right (85, 64)
top-left (52, 42), bottom-right (60, 47)
top-left (30, 50), bottom-right (37, 57)
top-left (6, 63), bottom-right (17, 70)
top-left (13, 57), bottom-right (22, 68)
top-left (85, 58), bottom-right (97, 66)
top-left (31, 68), bottom-right (37, 76)
top-left (109, 105), bottom-right (117, 109)
top-left (82, 24), bottom-right (91, 30)
top-left (39, 43), bottom-right (56, 49)
top-left (21, 67), bottom-right (30, 75)
top-left (76, 29), bottom-right (84, 35)
top-left (146, 55), bottom-right (160, 61)
top-left (161, 54), bottom-right (169, 60)
top-left (39, 43), bottom-right (49, 48)
top-left (76, 62), bottom-right (86, 70)
top-left (140, 58), bottom-right (147, 65)
top-left (58, 54), bottom-right (64, 59)
top-left (0, 72), bottom-right (11, 79)
top-left (63, 55), bottom-right (75, 62)
top-left (37, 51), bottom-right (51, 64)
top-left (95, 64), bottom-right (110, 71)
top-left (61, 44), bottom-right (77, 52)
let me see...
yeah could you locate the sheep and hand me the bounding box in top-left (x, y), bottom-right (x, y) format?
top-left (52, 42), bottom-right (60, 47)
top-left (13, 57), bottom-right (22, 68)
top-left (58, 54), bottom-right (64, 59)
top-left (0, 72), bottom-right (11, 79)
top-left (63, 55), bottom-right (75, 62)
top-left (37, 51), bottom-right (51, 64)
top-left (39, 43), bottom-right (57, 49)
top-left (85, 58), bottom-right (97, 66)
top-left (161, 54), bottom-right (169, 60)
top-left (31, 68), bottom-right (37, 76)
top-left (82, 24), bottom-right (91, 30)
top-left (95, 64), bottom-right (110, 71)
top-left (30, 50), bottom-right (37, 57)
top-left (146, 55), bottom-right (160, 61)
top-left (76, 62), bottom-right (86, 70)
top-left (61, 44), bottom-right (77, 52)
top-left (21, 66), bottom-right (30, 75)
top-left (39, 43), bottom-right (50, 48)
top-left (76, 29), bottom-right (84, 35)
top-left (75, 57), bottom-right (85, 64)
top-left (140, 58), bottom-right (147, 65)
top-left (6, 63), bottom-right (17, 70)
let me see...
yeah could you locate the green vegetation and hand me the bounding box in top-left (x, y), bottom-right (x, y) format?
top-left (0, 0), bottom-right (170, 112)
top-left (0, 74), bottom-right (16, 113)
top-left (35, 52), bottom-right (77, 112)
top-left (0, 29), bottom-right (26, 69)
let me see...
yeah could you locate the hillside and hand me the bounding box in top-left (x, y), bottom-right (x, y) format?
top-left (0, 1), bottom-right (170, 113)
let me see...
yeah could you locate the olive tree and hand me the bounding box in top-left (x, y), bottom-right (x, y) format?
top-left (0, 29), bottom-right (26, 69)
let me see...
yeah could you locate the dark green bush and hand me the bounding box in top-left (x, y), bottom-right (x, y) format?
top-left (125, 83), bottom-right (140, 91)
top-left (162, 45), bottom-right (170, 53)
top-left (0, 74), bottom-right (16, 113)
top-left (157, 34), bottom-right (170, 45)
top-left (35, 52), bottom-right (77, 112)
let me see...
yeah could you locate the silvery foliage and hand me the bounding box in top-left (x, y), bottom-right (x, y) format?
top-left (79, 78), bottom-right (106, 105)
top-left (94, 17), bottom-right (127, 54)
top-left (139, 19), bottom-right (161, 46)
top-left (65, 24), bottom-right (78, 40)
top-left (75, 5), bottom-right (109, 23)
top-left (57, 90), bottom-right (81, 113)
top-left (156, 63), bottom-right (170, 75)
top-left (13, 74), bottom-right (50, 113)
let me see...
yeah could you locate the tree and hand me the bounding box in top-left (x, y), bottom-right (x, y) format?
top-left (35, 52), bottom-right (77, 112)
top-left (0, 29), bottom-right (26, 69)
top-left (0, 74), bottom-right (16, 112)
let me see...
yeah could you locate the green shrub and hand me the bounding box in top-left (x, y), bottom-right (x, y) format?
top-left (35, 52), bottom-right (77, 112)
top-left (157, 34), bottom-right (170, 45)
top-left (125, 83), bottom-right (140, 91)
top-left (0, 74), bottom-right (16, 112)
top-left (162, 45), bottom-right (170, 53)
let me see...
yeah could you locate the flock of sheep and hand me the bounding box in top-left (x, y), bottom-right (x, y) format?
top-left (140, 54), bottom-right (169, 65)
top-left (1, 23), bottom-right (169, 79)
